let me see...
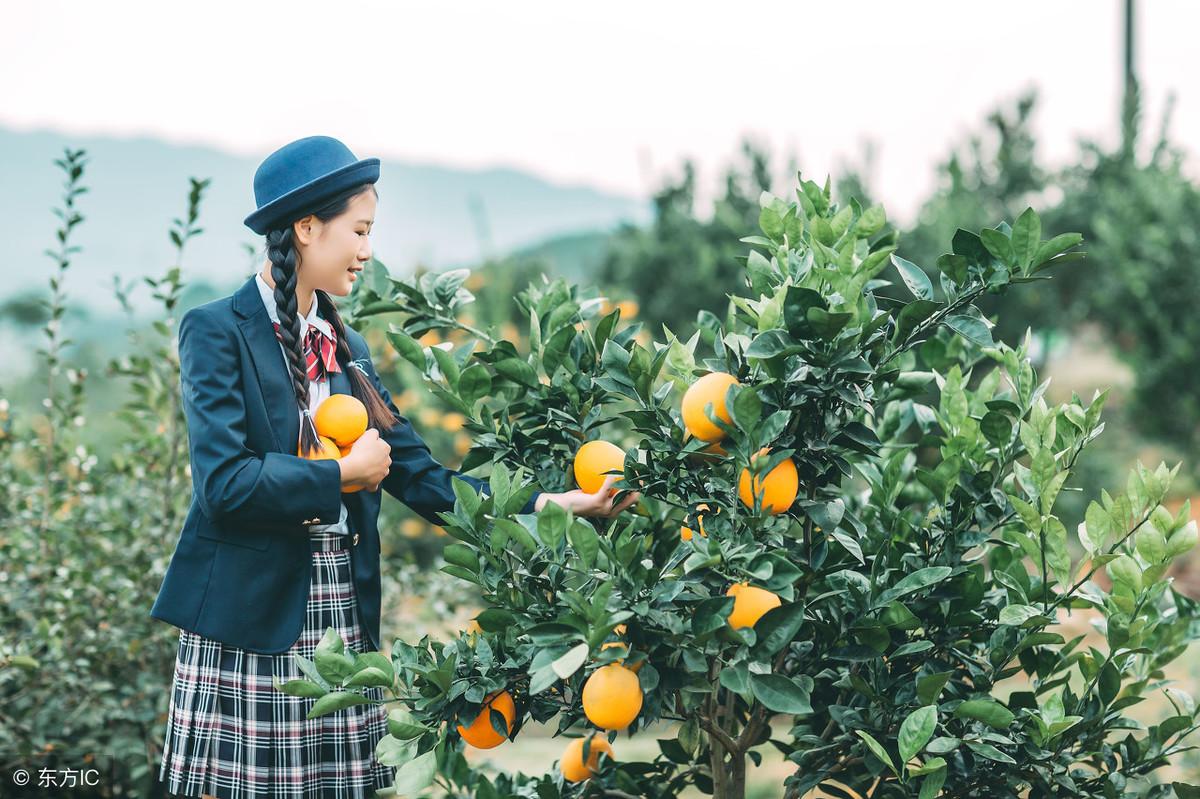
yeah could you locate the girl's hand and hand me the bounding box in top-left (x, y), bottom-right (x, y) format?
top-left (339, 428), bottom-right (391, 491)
top-left (537, 475), bottom-right (642, 518)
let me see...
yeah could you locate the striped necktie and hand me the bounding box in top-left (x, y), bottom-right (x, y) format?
top-left (272, 321), bottom-right (341, 383)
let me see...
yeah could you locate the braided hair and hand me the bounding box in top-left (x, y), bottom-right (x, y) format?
top-left (264, 182), bottom-right (396, 457)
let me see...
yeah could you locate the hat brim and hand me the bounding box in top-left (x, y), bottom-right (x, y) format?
top-left (244, 158), bottom-right (380, 235)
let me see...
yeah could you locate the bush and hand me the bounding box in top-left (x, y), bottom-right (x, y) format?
top-left (300, 175), bottom-right (1200, 798)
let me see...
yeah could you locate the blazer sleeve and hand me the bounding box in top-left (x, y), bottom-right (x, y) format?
top-left (178, 305), bottom-right (344, 529)
top-left (346, 330), bottom-right (542, 523)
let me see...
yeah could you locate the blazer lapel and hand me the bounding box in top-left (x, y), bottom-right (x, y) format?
top-left (328, 355), bottom-right (352, 398)
top-left (233, 275), bottom-right (297, 454)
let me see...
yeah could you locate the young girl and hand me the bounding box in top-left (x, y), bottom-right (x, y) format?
top-left (151, 135), bottom-right (640, 798)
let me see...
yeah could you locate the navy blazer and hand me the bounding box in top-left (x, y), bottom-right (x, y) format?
top-left (149, 275), bottom-right (541, 654)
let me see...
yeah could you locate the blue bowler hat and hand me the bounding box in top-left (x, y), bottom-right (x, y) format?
top-left (244, 135), bottom-right (380, 235)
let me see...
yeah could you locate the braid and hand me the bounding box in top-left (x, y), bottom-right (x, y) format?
top-left (266, 226), bottom-right (322, 456)
top-left (315, 290), bottom-right (397, 433)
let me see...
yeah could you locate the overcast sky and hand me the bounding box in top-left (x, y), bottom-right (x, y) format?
top-left (2, 0), bottom-right (1197, 225)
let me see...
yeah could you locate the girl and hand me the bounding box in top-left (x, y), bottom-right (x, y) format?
top-left (151, 135), bottom-right (640, 798)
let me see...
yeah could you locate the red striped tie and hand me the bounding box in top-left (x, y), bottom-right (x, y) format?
top-left (272, 322), bottom-right (341, 383)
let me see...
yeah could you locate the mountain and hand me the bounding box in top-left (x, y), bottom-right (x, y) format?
top-left (0, 127), bottom-right (650, 315)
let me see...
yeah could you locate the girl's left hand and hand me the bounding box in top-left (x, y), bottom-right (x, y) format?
top-left (537, 475), bottom-right (642, 518)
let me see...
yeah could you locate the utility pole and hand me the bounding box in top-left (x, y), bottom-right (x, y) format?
top-left (1120, 0), bottom-right (1138, 160)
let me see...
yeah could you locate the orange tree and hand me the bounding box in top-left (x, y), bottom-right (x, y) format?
top-left (289, 175), bottom-right (1200, 798)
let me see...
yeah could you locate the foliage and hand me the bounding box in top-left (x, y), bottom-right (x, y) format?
top-left (299, 174), bottom-right (1200, 798)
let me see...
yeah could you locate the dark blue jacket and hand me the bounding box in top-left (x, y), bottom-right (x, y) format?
top-left (149, 275), bottom-right (540, 653)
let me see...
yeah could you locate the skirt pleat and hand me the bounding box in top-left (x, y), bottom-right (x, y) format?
top-left (158, 532), bottom-right (394, 798)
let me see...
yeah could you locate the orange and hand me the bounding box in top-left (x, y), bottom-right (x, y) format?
top-left (561, 734), bottom-right (614, 782)
top-left (456, 690), bottom-right (515, 749)
top-left (681, 503), bottom-right (716, 541)
top-left (681, 372), bottom-right (740, 443)
top-left (298, 435), bottom-right (340, 461)
top-left (600, 640), bottom-right (644, 674)
top-left (314, 394), bottom-right (368, 447)
top-left (582, 664), bottom-right (643, 730)
top-left (615, 299), bottom-right (639, 319)
top-left (738, 446), bottom-right (798, 515)
top-left (573, 440), bottom-right (626, 495)
top-left (725, 583), bottom-right (782, 629)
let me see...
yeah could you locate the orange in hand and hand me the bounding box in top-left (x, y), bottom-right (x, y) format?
top-left (314, 394), bottom-right (368, 447)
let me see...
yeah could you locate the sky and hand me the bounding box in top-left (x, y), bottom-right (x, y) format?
top-left (2, 0), bottom-right (1198, 226)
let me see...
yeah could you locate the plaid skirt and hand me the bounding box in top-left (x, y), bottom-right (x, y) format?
top-left (157, 531), bottom-right (394, 798)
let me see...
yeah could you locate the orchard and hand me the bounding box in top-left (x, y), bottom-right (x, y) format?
top-left (277, 174), bottom-right (1200, 798)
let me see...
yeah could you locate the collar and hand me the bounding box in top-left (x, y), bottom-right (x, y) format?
top-left (255, 271), bottom-right (334, 339)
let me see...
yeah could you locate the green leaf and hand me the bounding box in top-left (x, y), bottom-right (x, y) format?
top-left (891, 255), bottom-right (933, 300)
top-left (899, 705), bottom-right (938, 764)
top-left (1010, 207), bottom-right (1042, 269)
top-left (493, 357), bottom-right (540, 389)
top-left (345, 667), bottom-right (393, 689)
top-left (752, 602), bottom-right (806, 656)
top-left (458, 363), bottom-right (492, 405)
top-left (306, 690), bottom-right (373, 719)
top-left (386, 327), bottom-right (427, 371)
top-left (552, 643), bottom-right (589, 680)
top-left (693, 596), bottom-right (736, 636)
top-left (919, 768), bottom-right (947, 799)
top-left (917, 672), bottom-right (952, 705)
top-left (749, 673), bottom-right (813, 715)
top-left (1043, 516), bottom-right (1071, 585)
top-left (980, 228), bottom-right (1015, 265)
top-left (387, 708), bottom-right (428, 739)
top-left (874, 567), bottom-right (953, 608)
top-left (944, 313), bottom-right (992, 346)
top-left (1033, 232), bottom-right (1083, 267)
top-left (998, 604), bottom-right (1043, 627)
top-left (272, 676), bottom-right (327, 698)
top-left (953, 698), bottom-right (1014, 730)
top-left (965, 740), bottom-right (1016, 764)
top-left (856, 730), bottom-right (897, 776)
top-left (567, 518), bottom-right (600, 570)
top-left (392, 749), bottom-right (437, 795)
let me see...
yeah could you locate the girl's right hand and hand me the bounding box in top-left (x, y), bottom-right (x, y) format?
top-left (340, 428), bottom-right (391, 491)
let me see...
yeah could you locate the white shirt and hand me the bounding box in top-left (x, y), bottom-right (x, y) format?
top-left (255, 272), bottom-right (351, 534)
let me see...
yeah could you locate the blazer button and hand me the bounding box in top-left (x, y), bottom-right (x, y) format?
top-left (352, 533), bottom-right (360, 546)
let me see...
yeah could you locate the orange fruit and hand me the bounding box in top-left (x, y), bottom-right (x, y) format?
top-left (600, 641), bottom-right (644, 674)
top-left (738, 446), bottom-right (798, 515)
top-left (314, 394), bottom-right (368, 447)
top-left (298, 435), bottom-right (341, 460)
top-left (456, 690), bottom-right (515, 749)
top-left (681, 372), bottom-right (740, 443)
top-left (582, 664), bottom-right (643, 730)
top-left (726, 583), bottom-right (782, 629)
top-left (573, 440), bottom-right (626, 495)
top-left (561, 734), bottom-right (614, 782)
top-left (681, 503), bottom-right (716, 541)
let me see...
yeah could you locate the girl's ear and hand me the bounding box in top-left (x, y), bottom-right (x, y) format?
top-left (293, 215), bottom-right (316, 246)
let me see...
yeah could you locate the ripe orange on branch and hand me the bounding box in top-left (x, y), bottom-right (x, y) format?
top-left (456, 689), bottom-right (515, 749)
top-left (582, 664), bottom-right (643, 730)
top-left (573, 440), bottom-right (626, 495)
top-left (738, 446), bottom-right (798, 515)
top-left (560, 734), bottom-right (614, 782)
top-left (681, 503), bottom-right (718, 541)
top-left (681, 371), bottom-right (740, 443)
top-left (726, 583), bottom-right (782, 629)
